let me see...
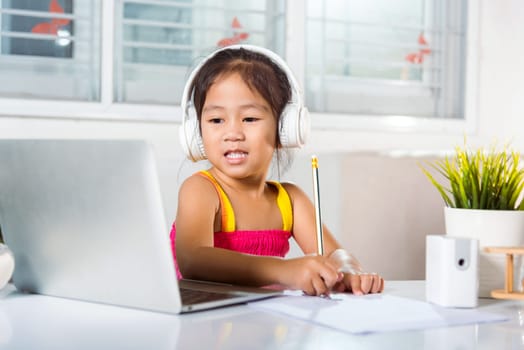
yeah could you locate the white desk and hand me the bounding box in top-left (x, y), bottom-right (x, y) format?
top-left (0, 281), bottom-right (523, 349)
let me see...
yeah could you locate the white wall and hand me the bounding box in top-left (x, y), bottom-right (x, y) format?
top-left (0, 0), bottom-right (523, 276)
top-left (475, 0), bottom-right (524, 148)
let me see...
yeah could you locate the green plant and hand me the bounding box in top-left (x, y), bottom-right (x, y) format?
top-left (421, 143), bottom-right (524, 210)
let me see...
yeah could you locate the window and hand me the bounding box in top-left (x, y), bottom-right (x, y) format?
top-left (0, 0), bottom-right (101, 101)
top-left (0, 0), bottom-right (476, 129)
top-left (114, 0), bottom-right (286, 105)
top-left (305, 0), bottom-right (467, 119)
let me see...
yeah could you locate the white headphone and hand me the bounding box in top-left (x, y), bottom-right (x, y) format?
top-left (0, 244), bottom-right (14, 290)
top-left (179, 44), bottom-right (310, 162)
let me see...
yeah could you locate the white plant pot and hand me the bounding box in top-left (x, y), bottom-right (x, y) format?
top-left (444, 207), bottom-right (524, 297)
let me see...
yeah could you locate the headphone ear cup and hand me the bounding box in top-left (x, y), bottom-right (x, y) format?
top-left (298, 106), bottom-right (310, 146)
top-left (179, 105), bottom-right (206, 162)
top-left (278, 103), bottom-right (310, 148)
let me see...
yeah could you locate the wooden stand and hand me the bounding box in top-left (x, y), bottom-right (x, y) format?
top-left (484, 246), bottom-right (524, 300)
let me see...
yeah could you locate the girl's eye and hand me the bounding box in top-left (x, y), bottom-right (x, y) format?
top-left (243, 117), bottom-right (259, 123)
top-left (208, 118), bottom-right (223, 124)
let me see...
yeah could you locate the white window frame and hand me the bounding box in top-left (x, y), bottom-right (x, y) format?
top-left (0, 1), bottom-right (100, 102)
top-left (0, 0), bottom-right (479, 135)
top-left (0, 1), bottom-right (177, 122)
top-left (286, 0), bottom-right (479, 135)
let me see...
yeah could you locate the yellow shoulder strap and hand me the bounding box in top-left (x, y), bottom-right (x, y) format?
top-left (197, 170), bottom-right (236, 232)
top-left (268, 181), bottom-right (293, 231)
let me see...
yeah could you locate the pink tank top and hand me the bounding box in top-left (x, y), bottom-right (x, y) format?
top-left (170, 170), bottom-right (293, 279)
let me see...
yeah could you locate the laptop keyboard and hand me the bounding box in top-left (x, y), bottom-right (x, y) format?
top-left (180, 287), bottom-right (241, 305)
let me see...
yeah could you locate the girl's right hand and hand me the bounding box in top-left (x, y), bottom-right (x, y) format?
top-left (279, 255), bottom-right (343, 296)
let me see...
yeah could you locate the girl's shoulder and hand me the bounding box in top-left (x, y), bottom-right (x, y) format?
top-left (183, 171), bottom-right (210, 183)
top-left (279, 181), bottom-right (302, 193)
top-left (178, 172), bottom-right (219, 203)
top-left (279, 181), bottom-right (308, 200)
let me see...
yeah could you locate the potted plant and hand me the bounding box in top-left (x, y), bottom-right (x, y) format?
top-left (421, 142), bottom-right (524, 297)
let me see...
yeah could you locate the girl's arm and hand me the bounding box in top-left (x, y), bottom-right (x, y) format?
top-left (283, 182), bottom-right (384, 294)
top-left (174, 175), bottom-right (340, 295)
top-left (282, 182), bottom-right (350, 256)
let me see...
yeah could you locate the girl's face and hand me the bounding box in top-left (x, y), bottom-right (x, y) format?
top-left (200, 73), bottom-right (277, 180)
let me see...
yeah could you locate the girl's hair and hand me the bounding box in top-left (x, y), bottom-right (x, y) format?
top-left (189, 47), bottom-right (292, 149)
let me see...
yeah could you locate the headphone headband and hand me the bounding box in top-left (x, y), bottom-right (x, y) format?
top-left (179, 45), bottom-right (310, 162)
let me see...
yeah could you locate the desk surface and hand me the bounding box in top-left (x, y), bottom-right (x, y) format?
top-left (0, 281), bottom-right (523, 350)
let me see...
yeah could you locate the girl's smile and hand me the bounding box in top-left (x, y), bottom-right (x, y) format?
top-left (225, 151), bottom-right (247, 158)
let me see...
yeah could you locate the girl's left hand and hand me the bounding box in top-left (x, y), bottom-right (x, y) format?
top-left (332, 273), bottom-right (384, 295)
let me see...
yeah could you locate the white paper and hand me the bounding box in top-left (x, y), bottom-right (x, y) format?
top-left (248, 292), bottom-right (508, 334)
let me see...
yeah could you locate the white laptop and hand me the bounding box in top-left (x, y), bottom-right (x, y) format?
top-left (0, 139), bottom-right (281, 313)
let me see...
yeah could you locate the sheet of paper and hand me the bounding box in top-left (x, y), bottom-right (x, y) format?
top-left (248, 292), bottom-right (508, 334)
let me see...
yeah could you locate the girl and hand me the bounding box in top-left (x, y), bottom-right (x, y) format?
top-left (172, 45), bottom-right (384, 296)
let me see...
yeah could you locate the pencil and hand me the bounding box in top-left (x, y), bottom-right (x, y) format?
top-left (311, 155), bottom-right (324, 256)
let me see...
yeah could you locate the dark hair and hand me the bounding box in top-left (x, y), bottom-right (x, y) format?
top-left (189, 47), bottom-right (292, 147)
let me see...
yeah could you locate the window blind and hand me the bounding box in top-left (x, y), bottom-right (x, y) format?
top-left (305, 0), bottom-right (466, 119)
top-left (0, 0), bottom-right (100, 101)
top-left (115, 0), bottom-right (286, 105)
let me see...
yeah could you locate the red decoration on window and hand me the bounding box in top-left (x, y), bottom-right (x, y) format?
top-left (217, 17), bottom-right (250, 48)
top-left (405, 52), bottom-right (423, 64)
top-left (418, 32), bottom-right (428, 45)
top-left (31, 0), bottom-right (70, 35)
top-left (231, 17), bottom-right (242, 29)
top-left (405, 32), bottom-right (431, 64)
